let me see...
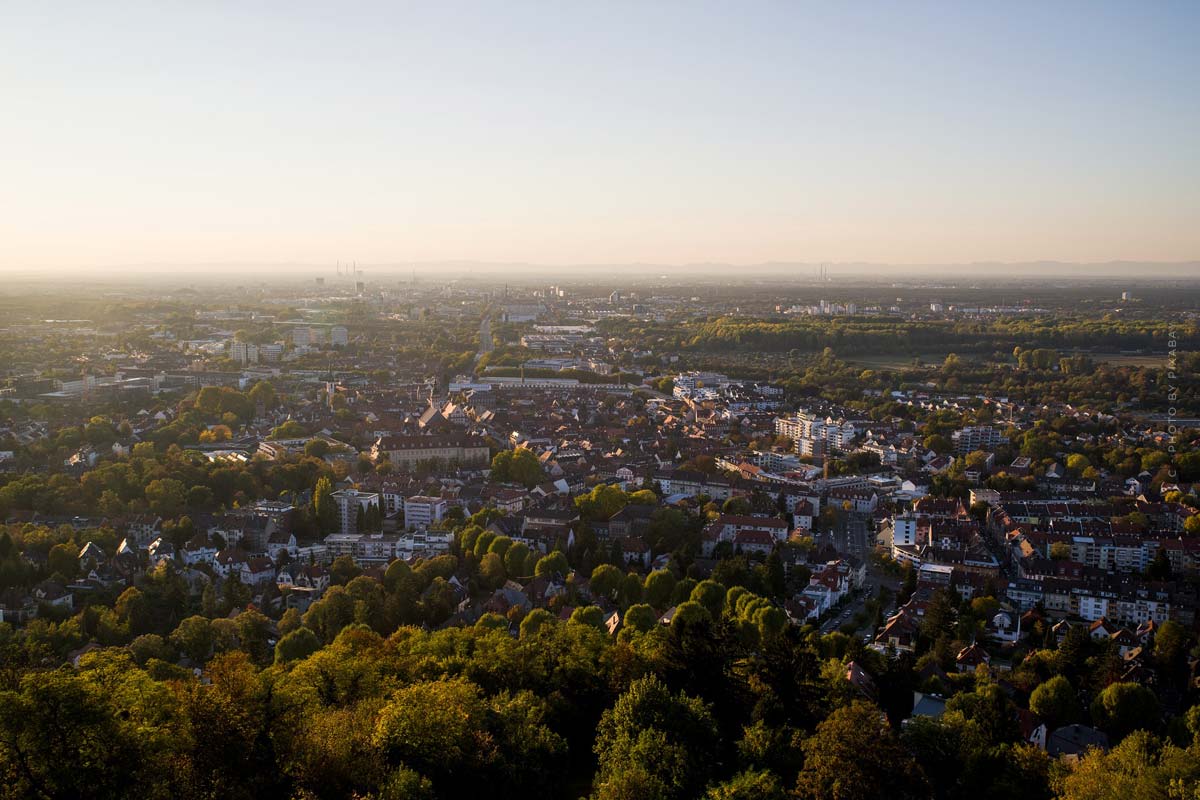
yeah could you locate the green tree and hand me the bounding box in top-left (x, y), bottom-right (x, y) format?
top-left (1091, 682), bottom-right (1160, 741)
top-left (170, 614), bottom-right (215, 663)
top-left (794, 701), bottom-right (927, 800)
top-left (312, 476), bottom-right (338, 534)
top-left (705, 769), bottom-right (786, 800)
top-left (0, 666), bottom-right (170, 799)
top-left (1029, 674), bottom-right (1082, 730)
top-left (504, 541), bottom-right (532, 578)
top-left (145, 478), bottom-right (187, 518)
top-left (491, 448), bottom-right (545, 489)
top-left (623, 603), bottom-right (658, 634)
top-left (576, 484), bottom-right (630, 520)
top-left (1058, 729), bottom-right (1200, 800)
top-left (534, 551), bottom-right (569, 578)
top-left (644, 569), bottom-right (677, 609)
top-left (689, 579), bottom-right (726, 617)
top-left (591, 675), bottom-right (719, 800)
top-left (479, 552), bottom-right (506, 589)
top-left (330, 554), bottom-right (362, 586)
top-left (590, 564), bottom-right (624, 600)
top-left (247, 380), bottom-right (276, 410)
top-left (47, 541), bottom-right (79, 579)
top-left (520, 608), bottom-right (555, 638)
top-left (275, 626), bottom-right (322, 665)
top-left (569, 605), bottom-right (606, 631)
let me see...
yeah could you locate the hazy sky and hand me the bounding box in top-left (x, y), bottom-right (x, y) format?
top-left (2, 2), bottom-right (1198, 272)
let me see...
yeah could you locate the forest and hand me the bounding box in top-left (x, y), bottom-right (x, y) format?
top-left (2, 561), bottom-right (1199, 800)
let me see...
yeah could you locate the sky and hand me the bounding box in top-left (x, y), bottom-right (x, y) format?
top-left (1, 1), bottom-right (1198, 273)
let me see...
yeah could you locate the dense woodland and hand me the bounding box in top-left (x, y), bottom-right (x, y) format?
top-left (2, 557), bottom-right (1200, 800)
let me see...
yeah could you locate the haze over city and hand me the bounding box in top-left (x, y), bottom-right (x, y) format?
top-left (2, 1), bottom-right (1199, 275)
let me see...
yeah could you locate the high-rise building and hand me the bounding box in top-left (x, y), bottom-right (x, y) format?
top-left (259, 343), bottom-right (283, 363)
top-left (404, 496), bottom-right (448, 530)
top-left (331, 326), bottom-right (349, 346)
top-left (229, 341), bottom-right (259, 365)
top-left (331, 489), bottom-right (381, 536)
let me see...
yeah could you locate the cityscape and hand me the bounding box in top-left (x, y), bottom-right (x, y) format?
top-left (2, 3), bottom-right (1199, 800)
top-left (0, 272), bottom-right (1196, 799)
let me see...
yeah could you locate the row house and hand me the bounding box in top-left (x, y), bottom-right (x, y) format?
top-left (700, 514), bottom-right (790, 557)
top-left (182, 532), bottom-right (220, 566)
top-left (826, 488), bottom-right (879, 514)
top-left (654, 469), bottom-right (734, 501)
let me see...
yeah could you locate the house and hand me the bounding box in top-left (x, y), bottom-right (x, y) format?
top-left (1047, 725), bottom-right (1109, 759)
top-left (733, 529), bottom-right (776, 556)
top-left (182, 532), bottom-right (220, 566)
top-left (239, 557), bottom-right (278, 587)
top-left (1017, 708), bottom-right (1048, 750)
top-left (0, 590), bottom-right (37, 624)
top-left (485, 585), bottom-right (531, 615)
top-left (827, 488), bottom-right (879, 514)
top-left (875, 610), bottom-right (919, 652)
top-left (792, 499), bottom-right (816, 531)
top-left (125, 515), bottom-right (163, 546)
top-left (800, 563), bottom-right (852, 617)
top-left (267, 530), bottom-right (299, 560)
top-left (785, 596), bottom-right (820, 624)
top-left (147, 537), bottom-right (175, 564)
top-left (620, 536), bottom-right (652, 567)
top-left (844, 661), bottom-right (878, 700)
top-left (491, 488), bottom-right (527, 514)
top-left (956, 642), bottom-right (990, 672)
top-left (77, 541), bottom-right (106, 571)
top-left (404, 496), bottom-right (448, 530)
top-left (31, 580), bottom-right (73, 612)
top-left (700, 514), bottom-right (789, 557)
top-left (279, 564), bottom-right (330, 592)
top-left (1089, 617), bottom-right (1121, 641)
top-left (909, 692), bottom-right (947, 720)
top-left (989, 611), bottom-right (1023, 643)
top-left (213, 547), bottom-right (251, 580)
top-left (607, 503), bottom-right (655, 539)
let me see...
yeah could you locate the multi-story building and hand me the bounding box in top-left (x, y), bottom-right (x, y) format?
top-left (371, 435), bottom-right (490, 469)
top-left (330, 489), bottom-right (381, 536)
top-left (951, 426), bottom-right (1008, 455)
top-left (673, 371), bottom-right (729, 398)
top-left (892, 513), bottom-right (918, 548)
top-left (229, 341), bottom-right (259, 365)
top-left (404, 495), bottom-right (447, 530)
top-left (775, 411), bottom-right (859, 454)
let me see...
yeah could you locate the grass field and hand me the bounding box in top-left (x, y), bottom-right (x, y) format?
top-left (845, 352), bottom-right (955, 369)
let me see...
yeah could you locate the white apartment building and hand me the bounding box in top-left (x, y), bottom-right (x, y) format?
top-left (404, 495), bottom-right (448, 530)
top-left (330, 489), bottom-right (380, 536)
top-left (951, 426), bottom-right (1008, 455)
